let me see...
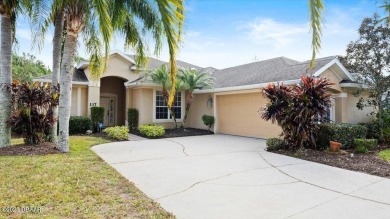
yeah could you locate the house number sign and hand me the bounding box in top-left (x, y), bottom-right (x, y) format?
top-left (90, 103), bottom-right (97, 106)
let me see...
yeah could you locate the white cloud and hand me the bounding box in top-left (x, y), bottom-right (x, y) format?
top-left (241, 18), bottom-right (308, 47)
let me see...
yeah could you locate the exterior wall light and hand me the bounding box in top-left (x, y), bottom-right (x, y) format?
top-left (207, 96), bottom-right (213, 108)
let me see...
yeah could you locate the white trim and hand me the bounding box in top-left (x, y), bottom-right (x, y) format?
top-left (194, 79), bottom-right (301, 94)
top-left (329, 98), bottom-right (336, 123)
top-left (152, 89), bottom-right (185, 123)
top-left (313, 58), bottom-right (355, 81)
top-left (33, 78), bottom-right (89, 85)
top-left (340, 83), bottom-right (366, 89)
top-left (335, 92), bottom-right (348, 98)
top-left (125, 81), bottom-right (161, 88)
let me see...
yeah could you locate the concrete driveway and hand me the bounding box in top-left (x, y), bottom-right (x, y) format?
top-left (92, 135), bottom-right (390, 218)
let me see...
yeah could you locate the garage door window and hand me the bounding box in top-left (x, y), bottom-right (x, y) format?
top-left (155, 91), bottom-right (182, 120)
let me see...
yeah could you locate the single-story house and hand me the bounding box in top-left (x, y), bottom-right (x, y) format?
top-left (34, 50), bottom-right (373, 139)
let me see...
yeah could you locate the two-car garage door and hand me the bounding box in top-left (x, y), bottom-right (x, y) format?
top-left (217, 92), bottom-right (282, 139)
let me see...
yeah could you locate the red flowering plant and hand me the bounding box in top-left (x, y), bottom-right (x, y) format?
top-left (261, 76), bottom-right (333, 150)
top-left (7, 81), bottom-right (59, 144)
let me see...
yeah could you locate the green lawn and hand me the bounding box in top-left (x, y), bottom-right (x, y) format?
top-left (1, 136), bottom-right (174, 218)
top-left (379, 149), bottom-right (390, 162)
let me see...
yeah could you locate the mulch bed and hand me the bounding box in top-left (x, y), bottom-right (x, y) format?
top-left (0, 142), bottom-right (61, 156)
top-left (130, 128), bottom-right (214, 139)
top-left (274, 145), bottom-right (390, 178)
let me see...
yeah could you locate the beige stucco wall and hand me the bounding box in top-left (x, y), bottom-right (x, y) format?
top-left (70, 86), bottom-right (88, 116)
top-left (347, 92), bottom-right (374, 123)
top-left (84, 54), bottom-right (140, 82)
top-left (319, 69), bottom-right (343, 93)
top-left (187, 93), bottom-right (214, 130)
top-left (88, 86), bottom-right (100, 116)
top-left (100, 77), bottom-right (126, 126)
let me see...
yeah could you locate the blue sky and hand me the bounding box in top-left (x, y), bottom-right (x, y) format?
top-left (14, 0), bottom-right (383, 69)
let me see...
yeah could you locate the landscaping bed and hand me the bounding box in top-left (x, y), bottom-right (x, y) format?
top-left (131, 127), bottom-right (213, 139)
top-left (0, 141), bottom-right (60, 156)
top-left (273, 145), bottom-right (390, 178)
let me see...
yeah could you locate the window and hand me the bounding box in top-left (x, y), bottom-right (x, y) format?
top-left (155, 90), bottom-right (182, 120)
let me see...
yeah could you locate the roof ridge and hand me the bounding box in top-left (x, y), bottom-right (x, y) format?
top-left (218, 57), bottom-right (286, 71)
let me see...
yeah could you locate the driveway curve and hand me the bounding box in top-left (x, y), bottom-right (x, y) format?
top-left (93, 135), bottom-right (390, 219)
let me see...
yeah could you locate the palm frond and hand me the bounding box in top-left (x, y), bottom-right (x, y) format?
top-left (308, 0), bottom-right (325, 69)
top-left (155, 0), bottom-right (184, 107)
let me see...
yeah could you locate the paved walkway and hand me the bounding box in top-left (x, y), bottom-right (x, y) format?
top-left (93, 135), bottom-right (390, 219)
top-left (129, 133), bottom-right (146, 141)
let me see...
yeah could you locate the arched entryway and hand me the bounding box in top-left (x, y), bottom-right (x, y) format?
top-left (100, 76), bottom-right (127, 126)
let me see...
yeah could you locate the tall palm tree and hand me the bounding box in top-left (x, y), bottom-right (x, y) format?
top-left (178, 68), bottom-right (214, 126)
top-left (0, 0), bottom-right (32, 147)
top-left (31, 0), bottom-right (65, 142)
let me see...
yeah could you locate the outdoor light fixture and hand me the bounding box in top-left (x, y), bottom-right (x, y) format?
top-left (207, 96), bottom-right (213, 108)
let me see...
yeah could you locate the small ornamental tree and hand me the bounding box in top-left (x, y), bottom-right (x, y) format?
top-left (261, 76), bottom-right (333, 150)
top-left (345, 14), bottom-right (390, 141)
top-left (7, 81), bottom-right (60, 145)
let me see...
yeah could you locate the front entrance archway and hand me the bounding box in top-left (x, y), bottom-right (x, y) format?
top-left (100, 76), bottom-right (127, 126)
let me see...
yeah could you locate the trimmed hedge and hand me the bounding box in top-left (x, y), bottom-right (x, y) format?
top-left (354, 138), bottom-right (378, 153)
top-left (127, 108), bottom-right (139, 130)
top-left (69, 116), bottom-right (91, 134)
top-left (91, 107), bottom-right (105, 132)
top-left (266, 138), bottom-right (286, 151)
top-left (316, 123), bottom-right (368, 149)
top-left (104, 126), bottom-right (129, 140)
top-left (359, 122), bottom-right (380, 140)
top-left (139, 124), bottom-right (165, 137)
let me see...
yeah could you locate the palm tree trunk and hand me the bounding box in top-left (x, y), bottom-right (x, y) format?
top-left (50, 9), bottom-right (64, 142)
top-left (182, 92), bottom-right (194, 127)
top-left (0, 15), bottom-right (12, 147)
top-left (58, 33), bottom-right (77, 152)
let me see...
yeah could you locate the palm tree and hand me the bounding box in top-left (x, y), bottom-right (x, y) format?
top-left (0, 0), bottom-right (32, 147)
top-left (146, 65), bottom-right (182, 128)
top-left (31, 0), bottom-right (65, 142)
top-left (178, 68), bottom-right (214, 127)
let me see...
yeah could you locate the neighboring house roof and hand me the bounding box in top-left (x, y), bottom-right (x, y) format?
top-left (212, 56), bottom-right (337, 88)
top-left (35, 68), bottom-right (89, 84)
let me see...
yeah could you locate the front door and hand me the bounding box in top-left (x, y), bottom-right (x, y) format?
top-left (100, 97), bottom-right (115, 127)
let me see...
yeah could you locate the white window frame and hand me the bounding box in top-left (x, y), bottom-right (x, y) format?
top-left (329, 97), bottom-right (336, 123)
top-left (152, 89), bottom-right (185, 123)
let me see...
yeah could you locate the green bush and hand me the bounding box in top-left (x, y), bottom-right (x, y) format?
top-left (383, 128), bottom-right (390, 143)
top-left (316, 124), bottom-right (336, 150)
top-left (202, 115), bottom-right (215, 131)
top-left (359, 122), bottom-right (380, 140)
top-left (315, 123), bottom-right (367, 149)
top-left (127, 108), bottom-right (139, 130)
top-left (104, 126), bottom-right (129, 140)
top-left (266, 138), bottom-right (286, 151)
top-left (139, 124), bottom-right (165, 137)
top-left (354, 138), bottom-right (378, 153)
top-left (355, 145), bottom-right (369, 153)
top-left (69, 116), bottom-right (91, 134)
top-left (91, 107), bottom-right (105, 132)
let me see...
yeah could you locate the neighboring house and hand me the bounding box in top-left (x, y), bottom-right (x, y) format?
top-left (34, 51), bottom-right (373, 139)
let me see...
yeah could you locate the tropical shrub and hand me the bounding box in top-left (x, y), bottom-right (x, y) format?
top-left (69, 116), bottom-right (91, 134)
top-left (7, 81), bottom-right (59, 144)
top-left (262, 76), bottom-right (333, 149)
top-left (104, 126), bottom-right (129, 140)
top-left (127, 108), bottom-right (139, 130)
top-left (202, 114), bottom-right (215, 131)
top-left (266, 138), bottom-right (286, 151)
top-left (91, 107), bottom-right (105, 132)
top-left (383, 128), bottom-right (390, 143)
top-left (359, 121), bottom-right (380, 140)
top-left (354, 139), bottom-right (378, 153)
top-left (139, 124), bottom-right (165, 137)
top-left (316, 124), bottom-right (367, 149)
